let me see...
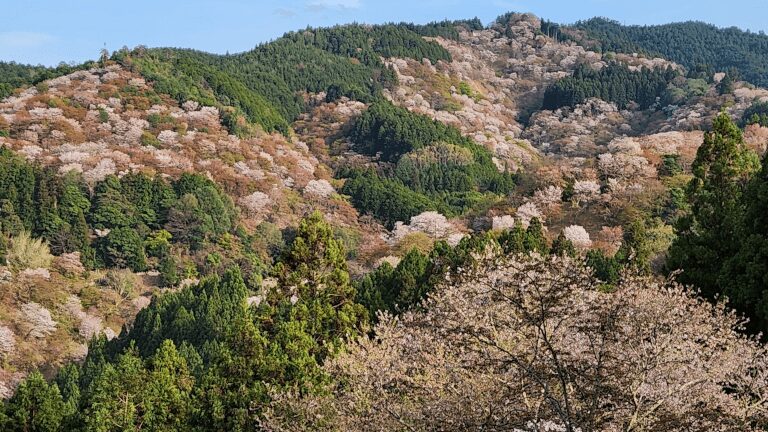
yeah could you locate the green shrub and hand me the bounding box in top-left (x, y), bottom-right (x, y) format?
top-left (7, 231), bottom-right (53, 272)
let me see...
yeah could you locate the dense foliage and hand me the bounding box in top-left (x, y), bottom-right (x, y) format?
top-left (396, 18), bottom-right (484, 40)
top-left (356, 220), bottom-right (579, 320)
top-left (115, 24), bottom-right (451, 135)
top-left (0, 61), bottom-right (89, 99)
top-left (341, 102), bottom-right (515, 227)
top-left (742, 101), bottom-right (768, 127)
top-left (0, 212), bottom-right (368, 431)
top-left (0, 147), bottom-right (236, 273)
top-left (542, 63), bottom-right (677, 110)
top-left (340, 170), bottom-right (438, 228)
top-left (667, 113), bottom-right (766, 332)
top-left (574, 18), bottom-right (768, 87)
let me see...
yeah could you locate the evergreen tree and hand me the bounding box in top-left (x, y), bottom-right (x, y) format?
top-left (616, 219), bottom-right (653, 273)
top-left (2, 371), bottom-right (65, 432)
top-left (586, 249), bottom-right (622, 286)
top-left (719, 150), bottom-right (768, 332)
top-left (667, 113), bottom-right (760, 298)
top-left (274, 211), bottom-right (367, 357)
top-left (717, 72), bottom-right (734, 95)
top-left (0, 231), bottom-right (6, 265)
top-left (524, 218), bottom-right (549, 254)
top-left (35, 169), bottom-right (64, 242)
top-left (0, 147), bottom-right (38, 231)
top-left (551, 232), bottom-right (577, 257)
top-left (90, 176), bottom-right (139, 230)
top-left (498, 222), bottom-right (527, 254)
top-left (165, 194), bottom-right (211, 249)
top-left (159, 246), bottom-right (180, 288)
top-left (100, 227), bottom-right (147, 271)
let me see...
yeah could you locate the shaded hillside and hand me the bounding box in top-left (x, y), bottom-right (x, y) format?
top-left (572, 18), bottom-right (768, 87)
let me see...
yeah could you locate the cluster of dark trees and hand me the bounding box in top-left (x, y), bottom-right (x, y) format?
top-left (114, 24), bottom-right (453, 135)
top-left (0, 61), bottom-right (90, 99)
top-left (396, 18), bottom-right (484, 40)
top-left (574, 18), bottom-right (768, 88)
top-left (542, 63), bottom-right (677, 110)
top-left (742, 101), bottom-right (768, 127)
top-left (0, 212), bottom-right (365, 431)
top-left (340, 101), bottom-right (516, 227)
top-left (0, 147), bottom-right (240, 286)
top-left (667, 112), bottom-right (768, 334)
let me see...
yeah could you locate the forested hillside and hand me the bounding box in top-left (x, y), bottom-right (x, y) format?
top-left (542, 62), bottom-right (678, 110)
top-left (114, 24), bottom-right (451, 135)
top-left (2, 9), bottom-right (768, 432)
top-left (0, 62), bottom-right (88, 100)
top-left (341, 101), bottom-right (516, 227)
top-left (573, 18), bottom-right (768, 87)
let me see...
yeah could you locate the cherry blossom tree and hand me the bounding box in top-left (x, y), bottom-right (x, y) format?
top-left (573, 180), bottom-right (601, 206)
top-left (393, 211), bottom-right (454, 240)
top-left (516, 202), bottom-right (544, 227)
top-left (78, 314), bottom-right (103, 340)
top-left (596, 226), bottom-right (624, 256)
top-left (53, 252), bottom-right (86, 276)
top-left (239, 191), bottom-right (272, 215)
top-left (83, 158), bottom-right (116, 184)
top-left (563, 225), bottom-right (592, 249)
top-left (533, 185), bottom-right (564, 209)
top-left (0, 326), bottom-right (15, 358)
top-left (598, 152), bottom-right (652, 180)
top-left (303, 179), bottom-right (336, 199)
top-left (267, 255), bottom-right (768, 431)
top-left (492, 215), bottom-right (517, 231)
top-left (20, 302), bottom-right (57, 339)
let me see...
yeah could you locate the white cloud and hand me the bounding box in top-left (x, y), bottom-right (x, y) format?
top-left (0, 31), bottom-right (55, 49)
top-left (274, 7), bottom-right (297, 17)
top-left (307, 0), bottom-right (361, 11)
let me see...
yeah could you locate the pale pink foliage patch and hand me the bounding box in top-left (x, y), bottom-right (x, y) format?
top-left (267, 255), bottom-right (768, 431)
top-left (20, 302), bottom-right (57, 339)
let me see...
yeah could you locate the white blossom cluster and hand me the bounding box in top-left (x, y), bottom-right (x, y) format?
top-left (234, 161), bottom-right (265, 180)
top-left (239, 191), bottom-right (272, 214)
top-left (64, 296), bottom-right (105, 340)
top-left (303, 179), bottom-right (336, 199)
top-left (533, 185), bottom-right (563, 208)
top-left (563, 225), bottom-right (592, 249)
top-left (20, 302), bottom-right (57, 339)
top-left (83, 158), bottom-right (116, 183)
top-left (516, 202), bottom-right (543, 227)
top-left (0, 326), bottom-right (16, 358)
top-left (492, 215), bottom-right (517, 231)
top-left (392, 211), bottom-right (455, 241)
top-left (573, 180), bottom-right (601, 205)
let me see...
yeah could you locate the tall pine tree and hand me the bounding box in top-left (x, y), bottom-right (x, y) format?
top-left (667, 112), bottom-right (759, 298)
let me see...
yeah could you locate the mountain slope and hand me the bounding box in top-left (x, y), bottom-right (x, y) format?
top-left (571, 17), bottom-right (768, 87)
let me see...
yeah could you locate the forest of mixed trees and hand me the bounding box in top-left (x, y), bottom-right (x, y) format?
top-left (1, 10), bottom-right (768, 432)
top-left (572, 18), bottom-right (768, 87)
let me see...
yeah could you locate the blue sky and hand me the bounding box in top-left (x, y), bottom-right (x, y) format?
top-left (3, 0), bottom-right (768, 66)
